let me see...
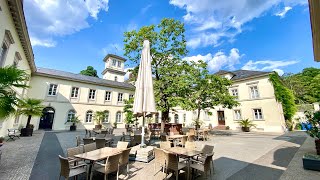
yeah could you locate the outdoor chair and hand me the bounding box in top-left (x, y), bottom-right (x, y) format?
top-left (177, 136), bottom-right (187, 147)
top-left (76, 135), bottom-right (83, 146)
top-left (117, 141), bottom-right (129, 149)
top-left (91, 152), bottom-right (122, 180)
top-left (188, 128), bottom-right (196, 136)
top-left (105, 134), bottom-right (115, 147)
top-left (185, 141), bottom-right (196, 150)
top-left (131, 135), bottom-right (142, 146)
top-left (119, 148), bottom-right (131, 177)
top-left (58, 155), bottom-right (87, 180)
top-left (120, 134), bottom-right (132, 146)
top-left (190, 154), bottom-right (213, 180)
top-left (198, 130), bottom-right (209, 141)
top-left (101, 130), bottom-right (108, 135)
top-left (85, 129), bottom-right (89, 137)
top-left (96, 138), bottom-right (106, 149)
top-left (83, 143), bottom-right (96, 152)
top-left (160, 134), bottom-right (169, 141)
top-left (160, 141), bottom-right (171, 150)
top-left (7, 129), bottom-right (20, 141)
top-left (83, 138), bottom-right (94, 145)
top-left (96, 134), bottom-right (106, 138)
top-left (194, 145), bottom-right (214, 170)
top-left (67, 146), bottom-right (85, 166)
top-left (163, 150), bottom-right (187, 180)
top-left (109, 128), bottom-right (114, 134)
top-left (187, 135), bottom-right (195, 142)
top-left (153, 148), bottom-right (166, 175)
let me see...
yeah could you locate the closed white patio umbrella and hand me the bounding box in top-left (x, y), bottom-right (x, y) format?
top-left (133, 39), bottom-right (157, 147)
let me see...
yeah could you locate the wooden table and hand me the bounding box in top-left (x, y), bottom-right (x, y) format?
top-left (168, 135), bottom-right (187, 146)
top-left (74, 147), bottom-right (122, 178)
top-left (166, 147), bottom-right (201, 180)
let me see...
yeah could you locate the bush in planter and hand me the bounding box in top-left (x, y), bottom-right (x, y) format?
top-left (237, 119), bottom-right (256, 132)
top-left (192, 119), bottom-right (204, 130)
top-left (304, 111), bottom-right (320, 155)
top-left (113, 121), bottom-right (117, 129)
top-left (303, 153), bottom-right (320, 171)
top-left (225, 126), bottom-right (230, 130)
top-left (94, 110), bottom-right (107, 129)
top-left (65, 116), bottom-right (80, 131)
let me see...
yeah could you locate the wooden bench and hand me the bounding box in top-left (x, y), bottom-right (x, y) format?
top-left (7, 129), bottom-right (20, 141)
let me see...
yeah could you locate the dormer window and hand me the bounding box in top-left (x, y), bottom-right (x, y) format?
top-left (112, 59), bottom-right (117, 66)
top-left (117, 61), bottom-right (121, 67)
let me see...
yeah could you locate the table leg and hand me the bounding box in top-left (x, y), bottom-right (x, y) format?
top-left (87, 160), bottom-right (94, 180)
top-left (187, 158), bottom-right (190, 180)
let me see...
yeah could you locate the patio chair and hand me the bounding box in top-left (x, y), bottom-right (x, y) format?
top-left (190, 154), bottom-right (213, 180)
top-left (96, 134), bottom-right (106, 138)
top-left (194, 145), bottom-right (214, 170)
top-left (119, 148), bottom-right (131, 177)
top-left (117, 141), bottom-right (129, 149)
top-left (109, 128), bottom-right (114, 134)
top-left (153, 148), bottom-right (166, 175)
top-left (131, 135), bottom-right (142, 146)
top-left (163, 150), bottom-right (187, 180)
top-left (160, 134), bottom-right (169, 142)
top-left (160, 141), bottom-right (171, 150)
top-left (177, 136), bottom-right (187, 147)
top-left (83, 138), bottom-right (94, 145)
top-left (7, 129), bottom-right (20, 141)
top-left (58, 155), bottom-right (87, 180)
top-left (105, 134), bottom-right (115, 147)
top-left (85, 129), bottom-right (89, 137)
top-left (197, 130), bottom-right (209, 141)
top-left (101, 130), bottom-right (108, 135)
top-left (67, 146), bottom-right (85, 166)
top-left (83, 143), bottom-right (96, 152)
top-left (185, 141), bottom-right (196, 150)
top-left (76, 135), bottom-right (83, 146)
top-left (187, 135), bottom-right (195, 142)
top-left (91, 152), bottom-right (122, 180)
top-left (96, 138), bottom-right (106, 149)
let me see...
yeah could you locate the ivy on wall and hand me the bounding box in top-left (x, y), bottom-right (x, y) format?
top-left (269, 73), bottom-right (297, 121)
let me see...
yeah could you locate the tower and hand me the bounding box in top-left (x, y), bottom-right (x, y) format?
top-left (102, 54), bottom-right (126, 82)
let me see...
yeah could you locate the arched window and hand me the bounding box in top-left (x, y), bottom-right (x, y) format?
top-left (155, 114), bottom-right (159, 123)
top-left (67, 110), bottom-right (76, 122)
top-left (86, 110), bottom-right (93, 123)
top-left (116, 111), bottom-right (122, 123)
top-left (174, 114), bottom-right (179, 124)
top-left (104, 111), bottom-right (109, 123)
top-left (183, 114), bottom-right (186, 123)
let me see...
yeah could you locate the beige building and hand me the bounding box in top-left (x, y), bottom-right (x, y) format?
top-left (0, 0), bottom-right (286, 137)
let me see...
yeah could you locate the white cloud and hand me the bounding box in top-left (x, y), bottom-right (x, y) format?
top-left (124, 67), bottom-right (134, 80)
top-left (141, 4), bottom-right (152, 14)
top-left (241, 60), bottom-right (299, 75)
top-left (102, 43), bottom-right (124, 56)
top-left (169, 0), bottom-right (307, 48)
top-left (275, 6), bottom-right (292, 18)
top-left (24, 0), bottom-right (109, 47)
top-left (184, 48), bottom-right (243, 71)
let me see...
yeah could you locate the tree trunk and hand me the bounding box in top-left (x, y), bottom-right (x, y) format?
top-left (161, 110), bottom-right (169, 133)
top-left (26, 115), bottom-right (32, 128)
top-left (197, 107), bottom-right (201, 121)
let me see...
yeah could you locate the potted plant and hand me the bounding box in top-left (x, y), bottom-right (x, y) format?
top-left (304, 111), bottom-right (320, 155)
top-left (302, 153), bottom-right (320, 171)
top-left (237, 119), bottom-right (256, 132)
top-left (94, 110), bottom-right (107, 129)
top-left (113, 121), bottom-right (117, 129)
top-left (192, 119), bottom-right (203, 130)
top-left (67, 116), bottom-right (80, 131)
top-left (124, 98), bottom-right (134, 130)
top-left (17, 98), bottom-right (44, 136)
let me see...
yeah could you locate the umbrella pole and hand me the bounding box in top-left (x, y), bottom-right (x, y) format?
top-left (141, 114), bottom-right (146, 147)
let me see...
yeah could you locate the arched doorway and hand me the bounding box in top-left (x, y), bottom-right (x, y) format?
top-left (39, 107), bottom-right (55, 129)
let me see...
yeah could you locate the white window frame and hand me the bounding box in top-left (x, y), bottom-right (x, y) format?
top-left (48, 84), bottom-right (58, 96)
top-left (112, 59), bottom-right (117, 66)
top-left (234, 110), bottom-right (242, 120)
top-left (117, 61), bottom-right (121, 68)
top-left (129, 94), bottom-right (134, 99)
top-left (231, 89), bottom-right (239, 99)
top-left (117, 92), bottom-right (123, 102)
top-left (250, 86), bottom-right (260, 99)
top-left (88, 89), bottom-right (96, 100)
top-left (114, 76), bottom-right (118, 81)
top-left (116, 111), bottom-right (122, 123)
top-left (103, 111), bottom-right (109, 123)
top-left (66, 110), bottom-right (76, 122)
top-left (253, 108), bottom-right (263, 120)
top-left (13, 52), bottom-right (21, 67)
top-left (174, 114), bottom-right (179, 123)
top-left (105, 91), bottom-right (112, 101)
top-left (70, 87), bottom-right (79, 98)
top-left (183, 114), bottom-right (186, 123)
top-left (0, 30), bottom-right (14, 67)
top-left (85, 110), bottom-right (93, 123)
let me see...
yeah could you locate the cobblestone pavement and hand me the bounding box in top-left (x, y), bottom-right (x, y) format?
top-left (0, 131), bottom-right (44, 180)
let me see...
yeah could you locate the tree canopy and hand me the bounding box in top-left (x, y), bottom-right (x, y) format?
top-left (80, 66), bottom-right (98, 77)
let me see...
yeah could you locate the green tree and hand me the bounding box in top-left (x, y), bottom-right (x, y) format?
top-left (17, 98), bottom-right (44, 128)
top-left (80, 66), bottom-right (98, 77)
top-left (186, 61), bottom-right (239, 121)
top-left (94, 110), bottom-right (107, 125)
top-left (124, 18), bottom-right (190, 123)
top-left (124, 97), bottom-right (134, 124)
top-left (0, 66), bottom-right (29, 119)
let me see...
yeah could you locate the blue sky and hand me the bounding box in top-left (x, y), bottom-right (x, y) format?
top-left (23, 0), bottom-right (319, 77)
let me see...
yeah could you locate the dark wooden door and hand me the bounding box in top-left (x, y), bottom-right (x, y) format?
top-left (39, 107), bottom-right (54, 129)
top-left (217, 111), bottom-right (225, 125)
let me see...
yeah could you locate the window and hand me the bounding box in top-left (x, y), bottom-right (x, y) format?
top-left (86, 111), bottom-right (93, 123)
top-left (253, 109), bottom-right (263, 120)
top-left (71, 87), bottom-right (79, 98)
top-left (0, 42), bottom-right (8, 67)
top-left (114, 76), bottom-right (118, 81)
top-left (183, 114), bottom-right (186, 123)
top-left (234, 110), bottom-right (241, 120)
top-left (155, 114), bottom-right (159, 123)
top-left (67, 110), bottom-right (76, 122)
top-left (103, 111), bottom-right (109, 123)
top-left (105, 91), bottom-right (112, 101)
top-left (174, 114), bottom-right (179, 124)
top-left (112, 59), bottom-right (117, 66)
top-left (231, 89), bottom-right (238, 99)
top-left (0, 30), bottom-right (14, 67)
top-left (250, 86), bottom-right (259, 99)
top-left (117, 93), bottom-right (123, 102)
top-left (13, 52), bottom-right (21, 67)
top-left (116, 112), bottom-right (122, 123)
top-left (88, 89), bottom-right (96, 100)
top-left (129, 94), bottom-right (134, 99)
top-left (14, 115), bottom-right (20, 124)
top-left (48, 84), bottom-right (58, 96)
top-left (117, 61), bottom-right (121, 68)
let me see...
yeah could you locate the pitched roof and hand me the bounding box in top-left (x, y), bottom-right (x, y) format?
top-left (34, 67), bottom-right (135, 90)
top-left (215, 70), bottom-right (271, 81)
top-left (103, 54), bottom-right (127, 62)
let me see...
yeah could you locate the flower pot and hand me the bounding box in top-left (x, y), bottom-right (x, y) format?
top-left (20, 128), bottom-right (33, 136)
top-left (242, 127), bottom-right (250, 132)
top-left (303, 154), bottom-right (320, 171)
top-left (315, 139), bottom-right (320, 155)
top-left (70, 125), bottom-right (77, 131)
top-left (95, 124), bottom-right (102, 129)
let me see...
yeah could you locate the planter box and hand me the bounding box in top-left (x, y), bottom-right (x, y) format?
top-left (303, 154), bottom-right (320, 171)
top-left (20, 128), bottom-right (33, 136)
top-left (70, 125), bottom-right (77, 131)
top-left (242, 127), bottom-right (250, 132)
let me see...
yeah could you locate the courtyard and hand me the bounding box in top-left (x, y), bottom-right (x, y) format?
top-left (1, 129), bottom-right (319, 180)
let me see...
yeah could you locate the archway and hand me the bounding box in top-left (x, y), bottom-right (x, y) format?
top-left (39, 107), bottom-right (55, 129)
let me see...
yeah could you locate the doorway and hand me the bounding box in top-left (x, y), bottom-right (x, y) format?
top-left (39, 107), bottom-right (55, 129)
top-left (217, 111), bottom-right (225, 125)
